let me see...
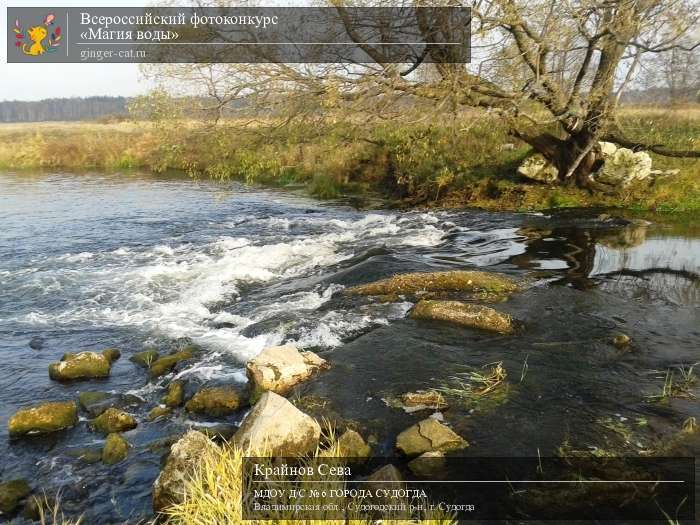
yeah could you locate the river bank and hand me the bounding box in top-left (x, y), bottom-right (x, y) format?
top-left (1, 106), bottom-right (699, 213)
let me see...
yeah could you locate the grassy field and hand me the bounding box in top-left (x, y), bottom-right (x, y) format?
top-left (0, 106), bottom-right (698, 212)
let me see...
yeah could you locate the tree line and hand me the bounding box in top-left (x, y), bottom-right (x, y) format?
top-left (0, 97), bottom-right (129, 123)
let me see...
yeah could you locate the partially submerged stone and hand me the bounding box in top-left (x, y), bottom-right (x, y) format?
top-left (612, 334), bottom-right (631, 349)
top-left (233, 391), bottom-right (321, 456)
top-left (152, 430), bottom-right (219, 513)
top-left (396, 418), bottom-right (468, 456)
top-left (90, 408), bottom-right (137, 434)
top-left (102, 433), bottom-right (129, 465)
top-left (101, 348), bottom-right (121, 364)
top-left (246, 344), bottom-right (329, 402)
top-left (78, 391), bottom-right (143, 418)
top-left (366, 464), bottom-right (404, 496)
top-left (8, 401), bottom-right (77, 437)
top-left (130, 349), bottom-right (159, 368)
top-left (185, 386), bottom-right (245, 417)
top-left (401, 391), bottom-right (448, 412)
top-left (162, 381), bottom-right (184, 408)
top-left (67, 447), bottom-right (102, 464)
top-left (192, 423), bottom-right (238, 442)
top-left (0, 479), bottom-right (31, 514)
top-left (148, 406), bottom-right (173, 421)
top-left (348, 270), bottom-right (519, 296)
top-left (408, 451), bottom-right (447, 478)
top-left (412, 300), bottom-right (514, 334)
top-left (149, 350), bottom-right (194, 378)
top-left (49, 351), bottom-right (111, 381)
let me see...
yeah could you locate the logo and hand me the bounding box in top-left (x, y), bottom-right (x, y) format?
top-left (12, 13), bottom-right (62, 56)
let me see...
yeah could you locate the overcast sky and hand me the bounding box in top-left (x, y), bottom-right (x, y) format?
top-left (1, 1), bottom-right (152, 101)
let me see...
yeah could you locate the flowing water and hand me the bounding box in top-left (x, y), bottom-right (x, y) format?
top-left (0, 171), bottom-right (698, 523)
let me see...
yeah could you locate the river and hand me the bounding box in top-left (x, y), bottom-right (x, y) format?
top-left (0, 171), bottom-right (698, 523)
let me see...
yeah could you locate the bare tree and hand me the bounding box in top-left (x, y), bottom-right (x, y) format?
top-left (145, 0), bottom-right (700, 189)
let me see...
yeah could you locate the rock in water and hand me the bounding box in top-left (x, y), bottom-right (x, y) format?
top-left (8, 401), bottom-right (78, 437)
top-left (28, 336), bottom-right (44, 350)
top-left (411, 300), bottom-right (514, 334)
top-left (90, 408), bottom-right (137, 434)
top-left (517, 153), bottom-right (559, 184)
top-left (78, 391), bottom-right (143, 418)
top-left (101, 348), bottom-right (121, 364)
top-left (185, 386), bottom-right (245, 417)
top-left (148, 406), bottom-right (173, 421)
top-left (246, 345), bottom-right (329, 402)
top-left (401, 391), bottom-right (448, 411)
top-left (130, 349), bottom-right (159, 368)
top-left (48, 351), bottom-right (111, 381)
top-left (152, 430), bottom-right (219, 513)
top-left (162, 381), bottom-right (184, 408)
top-left (408, 451), bottom-right (446, 478)
top-left (396, 418), bottom-right (468, 456)
top-left (612, 333), bottom-right (631, 349)
top-left (336, 429), bottom-right (371, 458)
top-left (102, 433), bottom-right (129, 465)
top-left (348, 270), bottom-right (519, 296)
top-left (0, 479), bottom-right (31, 514)
top-left (149, 350), bottom-right (194, 378)
top-left (233, 391), bottom-right (321, 456)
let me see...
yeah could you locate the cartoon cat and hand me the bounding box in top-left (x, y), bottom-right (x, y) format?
top-left (22, 25), bottom-right (47, 56)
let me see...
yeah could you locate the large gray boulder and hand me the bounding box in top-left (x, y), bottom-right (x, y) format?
top-left (152, 430), bottom-right (219, 513)
top-left (247, 345), bottom-right (328, 402)
top-left (233, 391), bottom-right (321, 456)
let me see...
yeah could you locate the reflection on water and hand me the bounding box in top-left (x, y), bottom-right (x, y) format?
top-left (511, 217), bottom-right (700, 305)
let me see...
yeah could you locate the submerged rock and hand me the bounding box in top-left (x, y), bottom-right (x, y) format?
top-left (66, 447), bottom-right (102, 464)
top-left (396, 418), bottom-right (468, 456)
top-left (612, 333), bottom-right (631, 349)
top-left (8, 401), bottom-right (78, 437)
top-left (130, 349), bottom-right (159, 368)
top-left (78, 391), bottom-right (143, 418)
top-left (90, 408), bottom-right (137, 434)
top-left (28, 336), bottom-right (44, 350)
top-left (152, 430), bottom-right (219, 513)
top-left (411, 300), bottom-right (514, 334)
top-left (233, 391), bottom-right (321, 456)
top-left (0, 479), bottom-right (31, 514)
top-left (162, 381), bottom-right (184, 408)
top-left (102, 433), bottom-right (129, 465)
top-left (149, 350), bottom-right (194, 378)
top-left (517, 153), bottom-right (559, 184)
top-left (246, 344), bottom-right (329, 402)
top-left (401, 391), bottom-right (448, 412)
top-left (185, 386), bottom-right (246, 417)
top-left (408, 451), bottom-right (447, 478)
top-left (348, 270), bottom-right (519, 296)
top-left (148, 406), bottom-right (173, 421)
top-left (49, 351), bottom-right (111, 381)
top-left (101, 348), bottom-right (121, 364)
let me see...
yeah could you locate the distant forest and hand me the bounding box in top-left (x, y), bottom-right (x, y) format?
top-left (0, 97), bottom-right (129, 123)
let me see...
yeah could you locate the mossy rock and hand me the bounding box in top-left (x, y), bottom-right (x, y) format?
top-left (185, 386), bottom-right (245, 417)
top-left (192, 423), bottom-right (238, 442)
top-left (0, 479), bottom-right (31, 514)
top-left (49, 351), bottom-right (111, 381)
top-left (149, 350), bottom-right (194, 378)
top-left (102, 348), bottom-right (121, 364)
top-left (90, 408), bottom-right (137, 434)
top-left (348, 270), bottom-right (520, 296)
top-left (411, 299), bottom-right (515, 334)
top-left (148, 406), bottom-right (173, 421)
top-left (8, 401), bottom-right (78, 437)
top-left (66, 446), bottom-right (103, 464)
top-left (102, 433), bottom-right (129, 465)
top-left (130, 349), bottom-right (159, 368)
top-left (162, 381), bottom-right (184, 407)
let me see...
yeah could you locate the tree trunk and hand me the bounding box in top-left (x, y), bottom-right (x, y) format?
top-left (514, 129), bottom-right (603, 188)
